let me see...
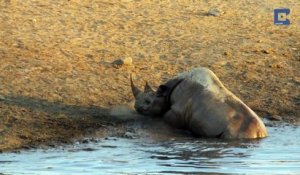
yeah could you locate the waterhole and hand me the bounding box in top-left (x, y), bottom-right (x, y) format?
top-left (0, 123), bottom-right (299, 175)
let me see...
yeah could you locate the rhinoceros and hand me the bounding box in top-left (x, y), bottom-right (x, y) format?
top-left (130, 67), bottom-right (268, 139)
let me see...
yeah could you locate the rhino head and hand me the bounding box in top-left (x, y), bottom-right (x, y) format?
top-left (130, 75), bottom-right (168, 116)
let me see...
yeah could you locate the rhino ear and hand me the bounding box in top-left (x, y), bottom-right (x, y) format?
top-left (156, 78), bottom-right (183, 97)
top-left (144, 81), bottom-right (155, 93)
top-left (156, 85), bottom-right (169, 97)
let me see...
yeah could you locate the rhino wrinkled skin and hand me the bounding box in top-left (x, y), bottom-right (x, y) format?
top-left (131, 67), bottom-right (268, 139)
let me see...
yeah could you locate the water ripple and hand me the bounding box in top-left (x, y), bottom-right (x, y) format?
top-left (0, 124), bottom-right (299, 174)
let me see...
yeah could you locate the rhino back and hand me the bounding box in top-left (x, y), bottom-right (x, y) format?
top-left (175, 67), bottom-right (227, 101)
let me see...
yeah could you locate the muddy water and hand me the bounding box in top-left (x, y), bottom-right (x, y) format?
top-left (1, 123), bottom-right (300, 175)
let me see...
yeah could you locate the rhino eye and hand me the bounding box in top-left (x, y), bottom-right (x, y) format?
top-left (145, 99), bottom-right (151, 104)
top-left (156, 94), bottom-right (163, 97)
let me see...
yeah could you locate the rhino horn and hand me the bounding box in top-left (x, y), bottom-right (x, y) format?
top-left (130, 74), bottom-right (142, 98)
top-left (144, 81), bottom-right (155, 93)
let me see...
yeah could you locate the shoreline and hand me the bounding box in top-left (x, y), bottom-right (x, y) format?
top-left (1, 0), bottom-right (299, 151)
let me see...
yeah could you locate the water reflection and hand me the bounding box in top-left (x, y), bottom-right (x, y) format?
top-left (0, 124), bottom-right (299, 175)
top-left (143, 138), bottom-right (262, 173)
top-left (151, 138), bottom-right (261, 159)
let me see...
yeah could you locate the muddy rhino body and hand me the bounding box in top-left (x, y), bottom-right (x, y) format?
top-left (131, 67), bottom-right (268, 139)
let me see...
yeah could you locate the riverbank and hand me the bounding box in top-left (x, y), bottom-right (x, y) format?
top-left (0, 0), bottom-right (299, 151)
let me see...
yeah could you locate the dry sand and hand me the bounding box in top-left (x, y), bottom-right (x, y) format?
top-left (0, 0), bottom-right (299, 151)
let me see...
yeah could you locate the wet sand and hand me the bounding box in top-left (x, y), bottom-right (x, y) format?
top-left (0, 0), bottom-right (299, 151)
